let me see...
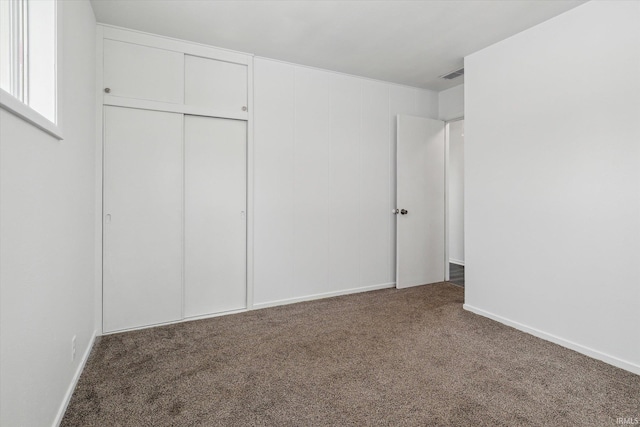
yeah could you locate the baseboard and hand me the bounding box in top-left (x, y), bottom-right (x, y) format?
top-left (103, 284), bottom-right (398, 335)
top-left (253, 282), bottom-right (396, 310)
top-left (449, 258), bottom-right (465, 266)
top-left (463, 304), bottom-right (640, 375)
top-left (102, 308), bottom-right (250, 336)
top-left (53, 330), bottom-right (98, 427)
top-left (183, 308), bottom-right (249, 323)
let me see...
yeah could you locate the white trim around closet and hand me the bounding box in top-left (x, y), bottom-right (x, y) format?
top-left (101, 24), bottom-right (251, 66)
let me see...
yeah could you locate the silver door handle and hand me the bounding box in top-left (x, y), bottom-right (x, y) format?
top-left (400, 209), bottom-right (408, 215)
top-left (392, 209), bottom-right (399, 214)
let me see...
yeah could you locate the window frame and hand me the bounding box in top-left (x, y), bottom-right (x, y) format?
top-left (0, 0), bottom-right (63, 140)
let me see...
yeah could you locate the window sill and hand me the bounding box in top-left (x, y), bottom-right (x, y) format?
top-left (0, 89), bottom-right (63, 140)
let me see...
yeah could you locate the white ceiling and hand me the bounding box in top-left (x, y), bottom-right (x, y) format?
top-left (90, 0), bottom-right (586, 91)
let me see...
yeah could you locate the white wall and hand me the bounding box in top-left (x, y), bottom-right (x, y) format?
top-left (438, 84), bottom-right (464, 121)
top-left (0, 1), bottom-right (97, 425)
top-left (464, 1), bottom-right (640, 373)
top-left (448, 120), bottom-right (464, 265)
top-left (253, 58), bottom-right (438, 306)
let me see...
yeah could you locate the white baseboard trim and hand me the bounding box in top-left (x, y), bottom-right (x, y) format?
top-left (253, 282), bottom-right (396, 310)
top-left (463, 304), bottom-right (640, 375)
top-left (53, 330), bottom-right (98, 427)
top-left (102, 308), bottom-right (250, 335)
top-left (103, 284), bottom-right (398, 335)
top-left (183, 308), bottom-right (249, 322)
top-left (449, 258), bottom-right (465, 266)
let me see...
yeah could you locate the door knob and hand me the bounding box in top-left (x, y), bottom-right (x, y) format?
top-left (400, 209), bottom-right (408, 215)
top-left (392, 209), bottom-right (399, 214)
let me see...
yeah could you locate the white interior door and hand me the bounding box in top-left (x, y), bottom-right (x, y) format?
top-left (184, 116), bottom-right (247, 317)
top-left (396, 115), bottom-right (445, 289)
top-left (103, 106), bottom-right (183, 332)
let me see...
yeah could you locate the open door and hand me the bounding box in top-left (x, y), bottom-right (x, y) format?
top-left (395, 115), bottom-right (445, 289)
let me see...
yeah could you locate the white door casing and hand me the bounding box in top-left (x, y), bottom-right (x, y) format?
top-left (396, 115), bottom-right (446, 289)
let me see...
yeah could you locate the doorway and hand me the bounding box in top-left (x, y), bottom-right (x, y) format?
top-left (446, 119), bottom-right (465, 287)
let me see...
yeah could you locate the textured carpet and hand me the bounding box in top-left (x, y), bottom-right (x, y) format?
top-left (62, 283), bottom-right (640, 426)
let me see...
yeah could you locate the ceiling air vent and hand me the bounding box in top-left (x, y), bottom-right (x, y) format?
top-left (440, 68), bottom-right (464, 80)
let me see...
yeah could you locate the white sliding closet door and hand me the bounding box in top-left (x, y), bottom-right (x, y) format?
top-left (103, 106), bottom-right (183, 333)
top-left (184, 116), bottom-right (247, 317)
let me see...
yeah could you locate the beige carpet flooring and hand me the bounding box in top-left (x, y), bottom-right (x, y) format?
top-left (62, 283), bottom-right (640, 426)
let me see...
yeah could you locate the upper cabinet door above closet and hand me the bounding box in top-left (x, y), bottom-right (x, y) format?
top-left (104, 39), bottom-right (184, 104)
top-left (185, 55), bottom-right (248, 113)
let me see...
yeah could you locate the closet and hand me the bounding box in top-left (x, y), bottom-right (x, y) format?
top-left (101, 27), bottom-right (250, 333)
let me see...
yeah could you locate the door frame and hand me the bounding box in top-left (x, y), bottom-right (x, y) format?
top-left (444, 116), bottom-right (464, 282)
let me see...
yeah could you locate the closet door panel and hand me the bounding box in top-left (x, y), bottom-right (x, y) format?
top-left (184, 55), bottom-right (248, 113)
top-left (104, 39), bottom-right (184, 103)
top-left (103, 107), bottom-right (183, 332)
top-left (184, 116), bottom-right (247, 317)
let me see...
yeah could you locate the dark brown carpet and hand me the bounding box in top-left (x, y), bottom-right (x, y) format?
top-left (62, 283), bottom-right (640, 426)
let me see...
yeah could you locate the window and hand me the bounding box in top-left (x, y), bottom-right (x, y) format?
top-left (0, 0), bottom-right (59, 136)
